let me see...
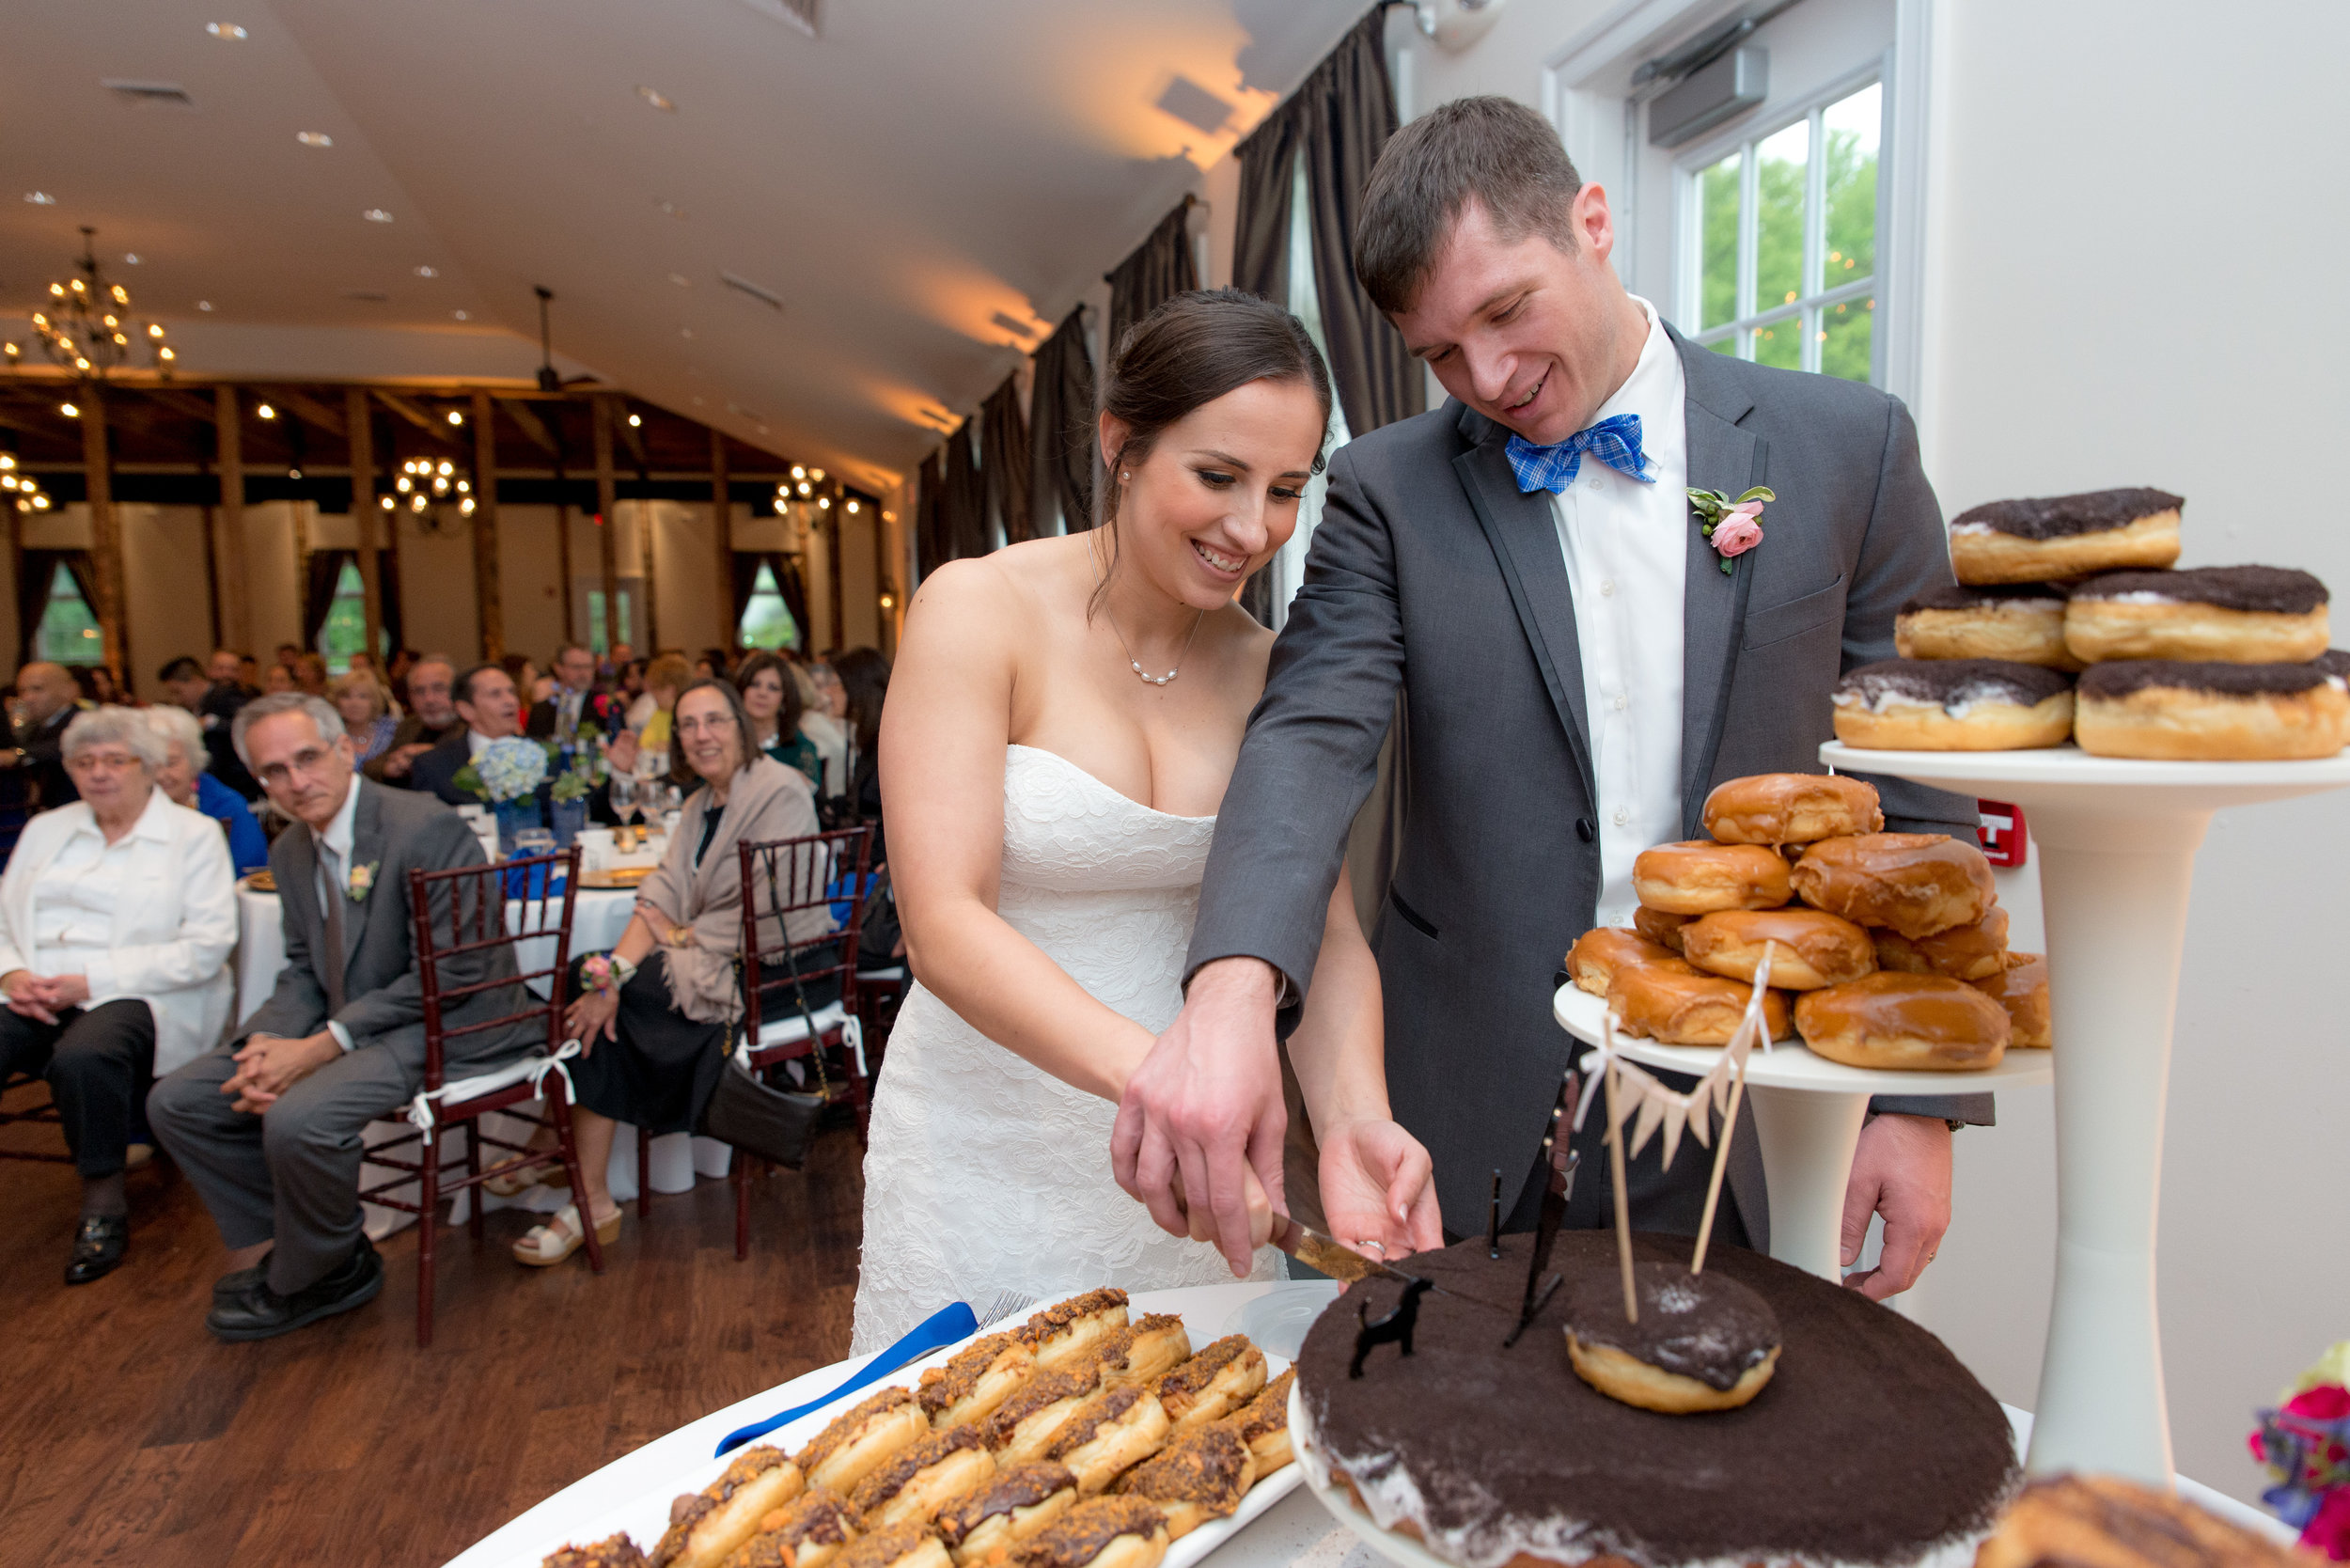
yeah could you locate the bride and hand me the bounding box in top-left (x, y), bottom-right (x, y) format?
top-left (854, 289), bottom-right (1442, 1352)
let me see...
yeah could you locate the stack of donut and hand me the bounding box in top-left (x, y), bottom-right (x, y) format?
top-left (1565, 774), bottom-right (2050, 1069)
top-left (1833, 486), bottom-right (2349, 760)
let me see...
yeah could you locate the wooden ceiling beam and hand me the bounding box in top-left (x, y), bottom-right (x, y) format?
top-left (616, 402), bottom-right (648, 468)
top-left (144, 388), bottom-right (219, 425)
top-left (371, 388), bottom-right (460, 446)
top-left (493, 394), bottom-right (560, 457)
top-left (259, 386), bottom-right (346, 438)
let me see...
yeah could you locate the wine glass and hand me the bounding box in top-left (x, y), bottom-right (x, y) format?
top-left (607, 771), bottom-right (639, 850)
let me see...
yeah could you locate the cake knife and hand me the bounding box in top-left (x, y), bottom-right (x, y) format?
top-left (1263, 1215), bottom-right (1522, 1315)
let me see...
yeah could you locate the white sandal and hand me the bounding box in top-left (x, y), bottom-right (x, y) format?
top-left (511, 1202), bottom-right (621, 1267)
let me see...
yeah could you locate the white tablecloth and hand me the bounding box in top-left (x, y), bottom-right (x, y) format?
top-left (232, 880), bottom-right (734, 1234)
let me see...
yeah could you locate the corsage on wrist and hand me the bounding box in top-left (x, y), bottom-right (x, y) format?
top-left (582, 952), bottom-right (636, 996)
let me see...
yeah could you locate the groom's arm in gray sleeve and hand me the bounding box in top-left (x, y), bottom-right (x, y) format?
top-left (1184, 442), bottom-right (1407, 1028)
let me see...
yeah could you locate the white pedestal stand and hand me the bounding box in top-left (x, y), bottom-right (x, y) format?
top-left (1551, 988), bottom-right (2052, 1283)
top-left (1818, 743), bottom-right (2350, 1486)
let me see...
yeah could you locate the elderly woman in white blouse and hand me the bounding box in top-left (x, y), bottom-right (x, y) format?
top-left (0, 706), bottom-right (237, 1286)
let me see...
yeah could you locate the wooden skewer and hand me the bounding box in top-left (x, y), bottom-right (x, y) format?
top-left (1604, 1049), bottom-right (1638, 1323)
top-left (1691, 942), bottom-right (1771, 1277)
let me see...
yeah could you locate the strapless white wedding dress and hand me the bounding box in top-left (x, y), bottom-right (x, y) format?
top-left (851, 745), bottom-right (1279, 1354)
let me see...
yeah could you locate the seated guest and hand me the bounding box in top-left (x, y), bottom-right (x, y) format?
top-left (260, 664), bottom-right (297, 695)
top-left (332, 671), bottom-right (400, 766)
top-left (147, 692), bottom-right (540, 1340)
top-left (798, 660), bottom-right (851, 800)
top-left (508, 679), bottom-right (829, 1264)
top-left (363, 654), bottom-right (462, 786)
top-left (199, 648), bottom-right (262, 800)
top-left (834, 648), bottom-right (891, 826)
top-left (145, 706), bottom-right (269, 876)
top-left (159, 655), bottom-right (212, 714)
top-left (293, 652), bottom-right (329, 698)
top-left (5, 662), bottom-right (88, 810)
top-left (411, 663), bottom-right (525, 805)
top-left (694, 646), bottom-right (733, 681)
top-left (0, 707), bottom-right (236, 1283)
top-left (634, 652), bottom-right (691, 759)
top-left (527, 642), bottom-right (625, 742)
top-left (737, 651), bottom-right (822, 787)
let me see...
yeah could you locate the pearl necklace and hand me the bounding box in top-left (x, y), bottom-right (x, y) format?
top-left (1091, 522), bottom-right (1207, 686)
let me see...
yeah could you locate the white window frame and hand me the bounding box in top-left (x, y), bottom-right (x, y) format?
top-left (1673, 59), bottom-right (1888, 383)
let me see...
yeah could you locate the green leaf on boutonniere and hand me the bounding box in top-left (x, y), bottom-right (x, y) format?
top-left (1734, 486), bottom-right (1778, 506)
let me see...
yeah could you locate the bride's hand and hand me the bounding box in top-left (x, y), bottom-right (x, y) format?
top-left (1314, 1118), bottom-right (1443, 1262)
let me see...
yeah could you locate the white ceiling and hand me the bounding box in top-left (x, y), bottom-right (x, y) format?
top-left (0, 0), bottom-right (1368, 488)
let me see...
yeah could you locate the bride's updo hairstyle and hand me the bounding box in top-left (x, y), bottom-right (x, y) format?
top-left (1092, 288), bottom-right (1333, 604)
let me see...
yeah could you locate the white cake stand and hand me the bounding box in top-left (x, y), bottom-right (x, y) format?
top-left (1820, 741), bottom-right (2350, 1487)
top-left (1550, 986), bottom-right (2052, 1287)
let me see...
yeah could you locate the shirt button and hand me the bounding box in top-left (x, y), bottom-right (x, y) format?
top-left (1612, 808), bottom-right (1630, 826)
top-left (1612, 694), bottom-right (1629, 711)
top-left (1600, 579), bottom-right (1616, 597)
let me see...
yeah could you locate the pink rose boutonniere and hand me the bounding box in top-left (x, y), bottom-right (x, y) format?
top-left (1688, 486), bottom-right (1776, 574)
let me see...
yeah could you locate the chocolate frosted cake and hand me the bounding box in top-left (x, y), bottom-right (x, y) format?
top-left (1296, 1233), bottom-right (2019, 1568)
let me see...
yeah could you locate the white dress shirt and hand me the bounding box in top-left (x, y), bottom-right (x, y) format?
top-left (1546, 296), bottom-right (1689, 931)
top-left (312, 777), bottom-right (364, 1052)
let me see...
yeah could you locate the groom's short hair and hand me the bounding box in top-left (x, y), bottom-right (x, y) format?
top-left (1355, 96), bottom-right (1584, 317)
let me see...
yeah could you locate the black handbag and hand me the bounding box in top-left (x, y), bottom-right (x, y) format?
top-left (697, 950), bottom-right (831, 1170)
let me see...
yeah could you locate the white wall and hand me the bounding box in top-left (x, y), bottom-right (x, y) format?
top-left (1389, 0), bottom-right (2347, 1507)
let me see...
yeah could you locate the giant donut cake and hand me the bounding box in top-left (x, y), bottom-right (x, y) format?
top-left (1295, 1233), bottom-right (2020, 1568)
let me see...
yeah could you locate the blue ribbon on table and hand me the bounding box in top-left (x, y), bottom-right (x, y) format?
top-left (714, 1301), bottom-right (979, 1457)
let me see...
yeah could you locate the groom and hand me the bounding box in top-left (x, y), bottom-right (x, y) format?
top-left (1115, 97), bottom-right (1989, 1297)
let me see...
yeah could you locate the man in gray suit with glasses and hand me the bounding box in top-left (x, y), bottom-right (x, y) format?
top-left (149, 692), bottom-right (540, 1341)
top-left (1114, 97), bottom-right (1989, 1295)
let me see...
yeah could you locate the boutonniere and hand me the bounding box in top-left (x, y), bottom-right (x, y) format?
top-left (1688, 486), bottom-right (1775, 575)
top-left (347, 860), bottom-right (378, 902)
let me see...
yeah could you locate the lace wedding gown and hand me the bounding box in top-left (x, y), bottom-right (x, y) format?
top-left (852, 745), bottom-right (1279, 1354)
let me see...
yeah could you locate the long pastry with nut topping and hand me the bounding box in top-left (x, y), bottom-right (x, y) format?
top-left (720, 1488), bottom-right (860, 1568)
top-left (1010, 1497), bottom-right (1169, 1568)
top-left (797, 1388), bottom-right (933, 1497)
top-left (851, 1427), bottom-right (999, 1530)
top-left (919, 1329), bottom-right (1040, 1432)
top-left (933, 1462), bottom-right (1079, 1568)
top-left (1216, 1369), bottom-right (1292, 1474)
top-left (1148, 1338), bottom-right (1265, 1432)
top-left (650, 1447), bottom-right (805, 1568)
top-left (1044, 1384), bottom-right (1171, 1495)
top-left (1109, 1425), bottom-right (1255, 1539)
top-left (1025, 1291), bottom-right (1130, 1372)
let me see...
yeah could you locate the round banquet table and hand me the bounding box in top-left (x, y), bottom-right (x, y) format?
top-left (439, 1279), bottom-right (2290, 1568)
top-left (233, 878), bottom-right (735, 1232)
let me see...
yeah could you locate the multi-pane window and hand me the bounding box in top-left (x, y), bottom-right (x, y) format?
top-left (1686, 80), bottom-right (1880, 383)
top-left (738, 561), bottom-right (800, 650)
top-left (587, 588), bottom-right (635, 655)
top-left (33, 562), bottom-right (100, 664)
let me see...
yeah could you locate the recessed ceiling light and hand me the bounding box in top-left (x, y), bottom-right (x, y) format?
top-left (414, 265), bottom-right (437, 278)
top-left (296, 131), bottom-right (333, 149)
top-left (122, 254), bottom-right (141, 265)
top-left (288, 466), bottom-right (303, 479)
top-left (24, 192), bottom-right (56, 205)
top-left (256, 402), bottom-right (275, 419)
top-left (206, 22), bottom-right (248, 40)
top-left (636, 86), bottom-right (675, 111)
top-left (446, 410), bottom-right (464, 426)
top-left (362, 208), bottom-right (392, 223)
top-left (60, 402), bottom-right (80, 418)
top-left (196, 300), bottom-right (214, 311)
top-left (451, 309), bottom-right (469, 321)
top-left (627, 413), bottom-right (642, 428)
top-left (655, 199), bottom-right (686, 219)
top-left (668, 273), bottom-right (692, 288)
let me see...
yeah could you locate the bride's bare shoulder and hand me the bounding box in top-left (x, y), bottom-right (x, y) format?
top-left (903, 537), bottom-right (1092, 647)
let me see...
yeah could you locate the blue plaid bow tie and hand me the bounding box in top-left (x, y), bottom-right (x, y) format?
top-left (1506, 414), bottom-right (1654, 494)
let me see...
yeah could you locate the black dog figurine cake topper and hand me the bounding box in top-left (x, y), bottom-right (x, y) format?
top-left (1349, 1277), bottom-right (1434, 1377)
top-left (1504, 1065), bottom-right (1583, 1348)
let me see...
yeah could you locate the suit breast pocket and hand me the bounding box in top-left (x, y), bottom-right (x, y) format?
top-left (1742, 572), bottom-right (1849, 651)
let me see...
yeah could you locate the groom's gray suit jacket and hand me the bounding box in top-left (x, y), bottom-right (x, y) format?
top-left (1187, 328), bottom-right (1991, 1248)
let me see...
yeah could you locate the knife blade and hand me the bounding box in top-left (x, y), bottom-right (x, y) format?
top-left (1264, 1215), bottom-right (1522, 1315)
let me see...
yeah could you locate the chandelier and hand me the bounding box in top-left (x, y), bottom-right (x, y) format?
top-left (24, 227), bottom-right (173, 380)
top-left (0, 453), bottom-right (52, 513)
top-left (391, 456), bottom-right (475, 533)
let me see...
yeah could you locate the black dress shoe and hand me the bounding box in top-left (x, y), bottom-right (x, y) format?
top-left (206, 1236), bottom-right (383, 1341)
top-left (65, 1215), bottom-right (130, 1285)
top-left (212, 1261), bottom-right (267, 1304)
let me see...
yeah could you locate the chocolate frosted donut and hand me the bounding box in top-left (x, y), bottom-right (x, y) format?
top-left (2066, 565), bottom-right (2331, 664)
top-left (1949, 488), bottom-right (2183, 584)
top-left (1897, 584), bottom-right (2079, 668)
top-left (2319, 649), bottom-right (2350, 683)
top-left (1833, 658), bottom-right (2076, 751)
top-left (2075, 660), bottom-right (2350, 760)
top-left (1563, 1262), bottom-right (1782, 1414)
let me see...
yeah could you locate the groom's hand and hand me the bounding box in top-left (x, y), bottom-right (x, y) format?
top-left (1113, 956), bottom-right (1288, 1277)
top-left (1839, 1112), bottom-right (1952, 1299)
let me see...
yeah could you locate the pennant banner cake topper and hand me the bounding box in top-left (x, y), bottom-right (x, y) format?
top-left (1574, 945), bottom-right (1777, 1173)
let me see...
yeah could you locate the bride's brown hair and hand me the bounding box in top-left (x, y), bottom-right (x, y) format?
top-left (1091, 288), bottom-right (1333, 614)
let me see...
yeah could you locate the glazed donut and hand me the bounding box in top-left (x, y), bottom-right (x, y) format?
top-left (1679, 909), bottom-right (1876, 991)
top-left (1044, 1384), bottom-right (1172, 1495)
top-left (1832, 659), bottom-right (2076, 751)
top-left (1790, 833), bottom-right (1998, 940)
top-left (852, 1428), bottom-right (999, 1531)
top-left (1010, 1497), bottom-right (1171, 1568)
top-left (1080, 1315), bottom-right (1193, 1389)
top-left (1562, 1264), bottom-right (1781, 1415)
top-left (1972, 952), bottom-right (2050, 1048)
top-left (1151, 1337), bottom-right (1267, 1432)
top-left (831, 1523), bottom-right (952, 1568)
top-left (799, 1388), bottom-right (933, 1498)
top-left (1794, 972), bottom-right (2011, 1070)
top-left (2075, 660), bottom-right (2350, 760)
top-left (1629, 840), bottom-right (1792, 915)
top-left (545, 1535), bottom-right (648, 1568)
top-left (2064, 566), bottom-right (2330, 665)
top-left (1609, 963), bottom-right (1792, 1045)
top-left (920, 1328), bottom-right (1040, 1431)
top-left (1896, 584), bottom-right (2078, 669)
top-left (1565, 928), bottom-right (1686, 997)
top-left (1026, 1291), bottom-right (1131, 1372)
top-left (1109, 1425), bottom-right (1256, 1540)
top-left (1632, 905), bottom-right (1692, 953)
top-left (653, 1447), bottom-right (806, 1568)
top-left (1948, 487), bottom-right (2182, 586)
top-left (1976, 1475), bottom-right (2308, 1568)
top-left (1700, 772), bottom-right (1885, 845)
top-left (987, 1370), bottom-right (1100, 1464)
top-left (1218, 1369), bottom-right (1293, 1474)
top-left (935, 1464), bottom-right (1078, 1568)
top-left (726, 1489), bottom-right (862, 1568)
top-left (1871, 904), bottom-right (2010, 982)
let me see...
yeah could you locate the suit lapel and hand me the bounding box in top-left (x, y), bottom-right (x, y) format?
top-left (1676, 335), bottom-right (1769, 834)
top-left (340, 780), bottom-right (384, 972)
top-left (1451, 408), bottom-right (1597, 800)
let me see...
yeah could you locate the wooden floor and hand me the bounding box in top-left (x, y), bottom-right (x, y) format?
top-left (0, 1118), bottom-right (869, 1567)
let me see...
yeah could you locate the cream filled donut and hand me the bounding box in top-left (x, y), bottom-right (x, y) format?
top-left (1948, 487), bottom-right (2182, 585)
top-left (831, 1524), bottom-right (952, 1568)
top-left (1629, 840), bottom-right (1792, 915)
top-left (987, 1370), bottom-right (1101, 1464)
top-left (1700, 772), bottom-right (1884, 845)
top-left (2075, 660), bottom-right (2350, 760)
top-left (1678, 909), bottom-right (1875, 990)
top-left (1790, 833), bottom-right (1997, 940)
top-left (2065, 566), bottom-right (2330, 665)
top-left (1044, 1384), bottom-right (1172, 1495)
top-left (1832, 659), bottom-right (2076, 751)
top-left (1896, 584), bottom-right (2078, 668)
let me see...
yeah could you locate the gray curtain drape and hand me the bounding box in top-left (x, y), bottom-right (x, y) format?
top-left (939, 419), bottom-right (987, 563)
top-left (1105, 201), bottom-right (1199, 368)
top-left (916, 449), bottom-right (947, 582)
top-left (979, 376), bottom-right (1033, 546)
top-left (1232, 104), bottom-right (1300, 306)
top-left (1027, 306), bottom-right (1096, 536)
